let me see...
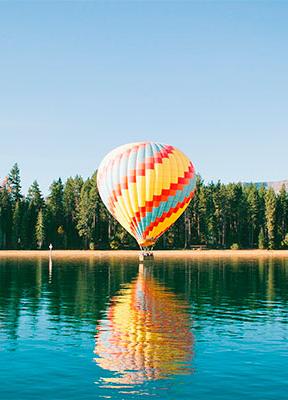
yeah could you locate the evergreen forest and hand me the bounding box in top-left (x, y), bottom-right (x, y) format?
top-left (0, 163), bottom-right (287, 250)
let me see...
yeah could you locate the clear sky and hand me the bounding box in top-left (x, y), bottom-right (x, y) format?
top-left (0, 1), bottom-right (287, 194)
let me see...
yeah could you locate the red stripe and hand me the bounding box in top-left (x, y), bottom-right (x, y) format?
top-left (142, 189), bottom-right (195, 240)
top-left (129, 163), bottom-right (194, 230)
top-left (106, 144), bottom-right (175, 215)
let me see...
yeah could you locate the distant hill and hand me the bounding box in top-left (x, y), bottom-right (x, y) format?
top-left (245, 180), bottom-right (288, 193)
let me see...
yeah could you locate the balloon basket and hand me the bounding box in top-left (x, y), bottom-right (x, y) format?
top-left (139, 251), bottom-right (154, 263)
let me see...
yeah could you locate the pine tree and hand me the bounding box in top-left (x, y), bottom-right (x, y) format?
top-left (225, 183), bottom-right (248, 248)
top-left (26, 180), bottom-right (44, 248)
top-left (198, 184), bottom-right (208, 244)
top-left (46, 178), bottom-right (64, 248)
top-left (35, 209), bottom-right (45, 249)
top-left (189, 175), bottom-right (204, 244)
top-left (0, 187), bottom-right (13, 248)
top-left (205, 183), bottom-right (217, 246)
top-left (277, 184), bottom-right (288, 244)
top-left (27, 181), bottom-right (44, 209)
top-left (12, 201), bottom-right (22, 248)
top-left (213, 183), bottom-right (228, 247)
top-left (76, 178), bottom-right (94, 248)
top-left (258, 227), bottom-right (266, 249)
top-left (246, 185), bottom-right (260, 248)
top-left (64, 176), bottom-right (83, 248)
top-left (20, 199), bottom-right (30, 249)
top-left (8, 163), bottom-right (22, 203)
top-left (265, 188), bottom-right (277, 249)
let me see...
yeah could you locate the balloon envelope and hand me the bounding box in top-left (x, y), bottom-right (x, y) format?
top-left (97, 142), bottom-right (196, 247)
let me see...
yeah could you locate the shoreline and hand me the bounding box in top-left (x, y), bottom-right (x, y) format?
top-left (0, 249), bottom-right (288, 259)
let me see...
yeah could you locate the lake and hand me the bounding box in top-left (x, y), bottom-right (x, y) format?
top-left (0, 256), bottom-right (288, 399)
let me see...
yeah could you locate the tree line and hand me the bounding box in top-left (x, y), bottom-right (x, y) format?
top-left (0, 163), bottom-right (287, 250)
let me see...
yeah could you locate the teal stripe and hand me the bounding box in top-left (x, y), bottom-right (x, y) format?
top-left (136, 174), bottom-right (196, 237)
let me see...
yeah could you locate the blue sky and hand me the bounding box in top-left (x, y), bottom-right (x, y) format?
top-left (0, 1), bottom-right (287, 194)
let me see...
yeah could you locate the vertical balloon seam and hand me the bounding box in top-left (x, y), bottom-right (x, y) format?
top-left (104, 158), bottom-right (114, 219)
top-left (127, 145), bottom-right (142, 243)
top-left (174, 150), bottom-right (189, 212)
top-left (110, 153), bottom-right (131, 236)
top-left (172, 149), bottom-right (182, 232)
top-left (174, 150), bottom-right (185, 211)
top-left (140, 143), bottom-right (148, 238)
top-left (137, 144), bottom-right (146, 239)
top-left (151, 142), bottom-right (167, 242)
top-left (130, 145), bottom-right (143, 242)
top-left (150, 142), bottom-right (162, 243)
top-left (108, 156), bottom-right (118, 225)
top-left (117, 149), bottom-right (135, 238)
top-left (132, 144), bottom-right (142, 241)
top-left (165, 147), bottom-right (178, 235)
top-left (144, 142), bottom-right (152, 243)
top-left (141, 142), bottom-right (150, 240)
top-left (102, 158), bottom-right (113, 218)
top-left (144, 142), bottom-right (158, 244)
top-left (135, 144), bottom-right (146, 239)
top-left (116, 150), bottom-right (133, 237)
top-left (117, 150), bottom-right (139, 239)
top-left (164, 146), bottom-right (174, 237)
top-left (147, 142), bottom-right (156, 245)
top-left (121, 149), bottom-right (140, 243)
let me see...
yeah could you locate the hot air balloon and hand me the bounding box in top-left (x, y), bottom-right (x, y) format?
top-left (97, 142), bottom-right (196, 250)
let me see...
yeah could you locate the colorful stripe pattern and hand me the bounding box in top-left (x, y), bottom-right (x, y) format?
top-left (97, 142), bottom-right (196, 247)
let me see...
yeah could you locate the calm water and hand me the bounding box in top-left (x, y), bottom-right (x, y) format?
top-left (0, 256), bottom-right (288, 399)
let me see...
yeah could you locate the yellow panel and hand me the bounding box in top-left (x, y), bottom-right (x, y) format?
top-left (174, 150), bottom-right (190, 178)
top-left (153, 163), bottom-right (163, 195)
top-left (178, 149), bottom-right (191, 174)
top-left (161, 157), bottom-right (171, 190)
top-left (169, 152), bottom-right (178, 183)
top-left (127, 181), bottom-right (138, 214)
top-left (136, 176), bottom-right (146, 208)
top-left (121, 189), bottom-right (134, 219)
top-left (145, 169), bottom-right (155, 202)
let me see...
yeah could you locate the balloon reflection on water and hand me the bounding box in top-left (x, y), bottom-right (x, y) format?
top-left (94, 266), bottom-right (193, 386)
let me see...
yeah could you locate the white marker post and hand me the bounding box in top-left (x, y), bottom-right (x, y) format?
top-left (49, 243), bottom-right (53, 283)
